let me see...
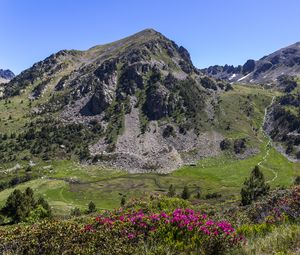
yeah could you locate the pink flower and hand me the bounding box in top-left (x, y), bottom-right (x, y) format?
top-left (205, 220), bottom-right (214, 226)
top-left (160, 212), bottom-right (168, 218)
top-left (127, 233), bottom-right (135, 239)
top-left (83, 225), bottom-right (94, 232)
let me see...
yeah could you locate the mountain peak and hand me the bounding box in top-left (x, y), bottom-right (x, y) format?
top-left (119, 28), bottom-right (168, 45)
top-left (0, 69), bottom-right (15, 83)
top-left (136, 28), bottom-right (161, 35)
top-left (86, 28), bottom-right (167, 56)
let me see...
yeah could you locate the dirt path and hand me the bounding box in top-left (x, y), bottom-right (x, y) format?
top-left (1, 163), bottom-right (21, 174)
top-left (257, 95), bottom-right (278, 183)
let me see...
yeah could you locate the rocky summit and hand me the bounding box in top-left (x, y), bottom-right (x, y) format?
top-left (0, 69), bottom-right (15, 83)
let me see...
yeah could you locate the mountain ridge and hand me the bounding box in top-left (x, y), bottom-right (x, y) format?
top-left (203, 41), bottom-right (300, 86)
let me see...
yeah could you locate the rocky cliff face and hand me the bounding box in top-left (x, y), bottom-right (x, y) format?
top-left (0, 69), bottom-right (15, 83)
top-left (203, 42), bottom-right (300, 86)
top-left (4, 29), bottom-right (231, 172)
top-left (264, 89), bottom-right (300, 161)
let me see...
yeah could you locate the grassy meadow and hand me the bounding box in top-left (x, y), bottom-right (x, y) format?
top-left (0, 143), bottom-right (299, 215)
top-left (0, 84), bottom-right (299, 215)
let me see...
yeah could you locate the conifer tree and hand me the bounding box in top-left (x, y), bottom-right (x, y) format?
top-left (120, 196), bottom-right (126, 206)
top-left (1, 188), bottom-right (52, 223)
top-left (241, 165), bottom-right (270, 205)
top-left (167, 184), bottom-right (176, 197)
top-left (87, 201), bottom-right (97, 213)
top-left (181, 186), bottom-right (190, 200)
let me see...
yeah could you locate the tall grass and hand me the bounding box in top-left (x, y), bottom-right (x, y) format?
top-left (237, 224), bottom-right (300, 255)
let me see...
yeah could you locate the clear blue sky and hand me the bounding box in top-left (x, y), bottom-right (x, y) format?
top-left (1, 0), bottom-right (300, 74)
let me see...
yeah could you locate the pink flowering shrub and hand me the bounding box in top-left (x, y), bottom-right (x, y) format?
top-left (85, 208), bottom-right (244, 254)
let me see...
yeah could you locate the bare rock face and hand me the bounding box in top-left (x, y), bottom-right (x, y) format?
top-left (118, 64), bottom-right (147, 95)
top-left (0, 69), bottom-right (14, 81)
top-left (88, 89), bottom-right (113, 115)
top-left (264, 94), bottom-right (300, 162)
top-left (94, 59), bottom-right (118, 84)
top-left (242, 59), bottom-right (256, 75)
top-left (144, 83), bottom-right (172, 120)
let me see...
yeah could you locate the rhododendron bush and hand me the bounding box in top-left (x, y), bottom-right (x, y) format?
top-left (84, 208), bottom-right (244, 254)
top-left (0, 208), bottom-right (243, 255)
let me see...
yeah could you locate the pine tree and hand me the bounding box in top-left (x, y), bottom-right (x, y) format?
top-left (120, 196), bottom-right (126, 206)
top-left (87, 201), bottom-right (97, 213)
top-left (241, 165), bottom-right (270, 205)
top-left (1, 188), bottom-right (51, 223)
top-left (1, 189), bottom-right (27, 222)
top-left (167, 184), bottom-right (176, 197)
top-left (181, 186), bottom-right (190, 200)
top-left (25, 187), bottom-right (36, 208)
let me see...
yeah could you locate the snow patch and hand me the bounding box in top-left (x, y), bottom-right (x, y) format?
top-left (229, 73), bottom-right (236, 80)
top-left (237, 73), bottom-right (251, 82)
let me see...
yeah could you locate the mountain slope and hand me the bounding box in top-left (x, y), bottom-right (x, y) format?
top-left (203, 42), bottom-right (300, 86)
top-left (2, 29), bottom-right (238, 172)
top-left (264, 79), bottom-right (300, 161)
top-left (203, 42), bottom-right (300, 161)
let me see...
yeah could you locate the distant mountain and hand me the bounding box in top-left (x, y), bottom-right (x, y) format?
top-left (0, 69), bottom-right (15, 83)
top-left (203, 42), bottom-right (300, 86)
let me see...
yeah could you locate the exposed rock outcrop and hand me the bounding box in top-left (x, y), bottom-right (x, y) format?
top-left (0, 69), bottom-right (15, 84)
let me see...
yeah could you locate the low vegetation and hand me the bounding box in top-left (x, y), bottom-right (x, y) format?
top-left (0, 185), bottom-right (299, 254)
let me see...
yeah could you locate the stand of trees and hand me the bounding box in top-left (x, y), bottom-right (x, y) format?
top-left (0, 187), bottom-right (52, 224)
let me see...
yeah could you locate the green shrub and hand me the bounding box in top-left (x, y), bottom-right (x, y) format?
top-left (205, 192), bottom-right (222, 199)
top-left (238, 222), bottom-right (274, 238)
top-left (70, 207), bottom-right (82, 217)
top-left (294, 176), bottom-right (300, 185)
top-left (241, 166), bottom-right (270, 205)
top-left (167, 184), bottom-right (176, 197)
